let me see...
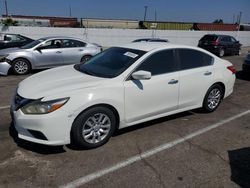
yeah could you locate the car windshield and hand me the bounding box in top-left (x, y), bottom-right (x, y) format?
top-left (75, 47), bottom-right (146, 78)
top-left (20, 39), bottom-right (45, 49)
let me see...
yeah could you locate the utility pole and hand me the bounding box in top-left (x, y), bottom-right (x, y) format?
top-left (237, 11), bottom-right (242, 32)
top-left (69, 5), bottom-right (72, 17)
top-left (236, 11), bottom-right (242, 39)
top-left (4, 0), bottom-right (8, 16)
top-left (143, 6), bottom-right (148, 21)
top-left (154, 10), bottom-right (157, 21)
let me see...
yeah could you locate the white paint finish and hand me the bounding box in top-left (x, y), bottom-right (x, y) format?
top-left (1, 26), bottom-right (250, 47)
top-left (12, 43), bottom-right (235, 145)
top-left (178, 66), bottom-right (214, 109)
top-left (60, 109), bottom-right (250, 188)
top-left (0, 105), bottom-right (10, 110)
top-left (124, 72), bottom-right (179, 123)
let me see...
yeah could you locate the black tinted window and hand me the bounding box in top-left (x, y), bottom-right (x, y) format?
top-left (137, 50), bottom-right (176, 75)
top-left (62, 39), bottom-right (86, 48)
top-left (200, 35), bottom-right (218, 41)
top-left (178, 49), bottom-right (213, 70)
top-left (221, 36), bottom-right (230, 42)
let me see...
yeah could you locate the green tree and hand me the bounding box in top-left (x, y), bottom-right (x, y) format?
top-left (213, 19), bottom-right (224, 24)
top-left (1, 18), bottom-right (18, 26)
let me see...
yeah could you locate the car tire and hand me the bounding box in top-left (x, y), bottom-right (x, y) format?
top-left (80, 55), bottom-right (92, 64)
top-left (218, 48), bottom-right (225, 57)
top-left (12, 58), bottom-right (31, 75)
top-left (71, 106), bottom-right (117, 149)
top-left (202, 84), bottom-right (223, 113)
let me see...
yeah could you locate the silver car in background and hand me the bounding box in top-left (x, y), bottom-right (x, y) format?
top-left (0, 36), bottom-right (102, 75)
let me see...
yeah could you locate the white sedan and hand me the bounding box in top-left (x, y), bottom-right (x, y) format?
top-left (11, 43), bottom-right (236, 148)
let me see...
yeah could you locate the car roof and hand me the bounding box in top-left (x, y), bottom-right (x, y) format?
top-left (39, 36), bottom-right (86, 41)
top-left (134, 38), bottom-right (167, 41)
top-left (204, 34), bottom-right (232, 37)
top-left (116, 42), bottom-right (204, 52)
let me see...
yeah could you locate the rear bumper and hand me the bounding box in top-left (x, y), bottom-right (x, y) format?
top-left (242, 60), bottom-right (250, 72)
top-left (0, 62), bottom-right (11, 75)
top-left (198, 45), bottom-right (220, 54)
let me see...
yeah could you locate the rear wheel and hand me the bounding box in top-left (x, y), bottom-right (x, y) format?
top-left (71, 106), bottom-right (117, 149)
top-left (202, 84), bottom-right (223, 112)
top-left (218, 48), bottom-right (225, 57)
top-left (80, 55), bottom-right (92, 64)
top-left (12, 58), bottom-right (31, 75)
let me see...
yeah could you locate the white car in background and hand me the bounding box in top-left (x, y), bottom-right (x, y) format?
top-left (0, 36), bottom-right (102, 75)
top-left (11, 42), bottom-right (235, 149)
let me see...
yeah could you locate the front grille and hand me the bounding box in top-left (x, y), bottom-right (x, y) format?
top-left (15, 93), bottom-right (34, 111)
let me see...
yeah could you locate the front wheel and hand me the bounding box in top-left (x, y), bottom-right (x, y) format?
top-left (202, 84), bottom-right (223, 112)
top-left (12, 58), bottom-right (31, 75)
top-left (71, 106), bottom-right (117, 149)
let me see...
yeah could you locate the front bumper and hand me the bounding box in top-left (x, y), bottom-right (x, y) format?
top-left (10, 99), bottom-right (72, 146)
top-left (0, 62), bottom-right (11, 75)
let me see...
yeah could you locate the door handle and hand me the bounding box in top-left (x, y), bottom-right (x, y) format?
top-left (168, 79), bottom-right (178, 84)
top-left (204, 71), bottom-right (212, 76)
top-left (78, 49), bottom-right (84, 51)
top-left (56, 51), bottom-right (62, 53)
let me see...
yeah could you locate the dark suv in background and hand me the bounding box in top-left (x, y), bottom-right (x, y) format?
top-left (198, 34), bottom-right (241, 57)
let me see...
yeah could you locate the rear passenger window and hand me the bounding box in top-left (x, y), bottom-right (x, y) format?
top-left (137, 50), bottom-right (176, 76)
top-left (178, 49), bottom-right (213, 70)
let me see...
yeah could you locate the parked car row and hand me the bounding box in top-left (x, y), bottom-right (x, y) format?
top-left (0, 33), bottom-right (245, 76)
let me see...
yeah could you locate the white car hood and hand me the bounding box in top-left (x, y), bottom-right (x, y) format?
top-left (18, 65), bottom-right (106, 99)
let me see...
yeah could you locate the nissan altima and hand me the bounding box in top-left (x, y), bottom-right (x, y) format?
top-left (11, 43), bottom-right (236, 149)
top-left (0, 36), bottom-right (101, 75)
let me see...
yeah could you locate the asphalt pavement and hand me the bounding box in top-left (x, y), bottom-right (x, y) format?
top-left (0, 49), bottom-right (250, 188)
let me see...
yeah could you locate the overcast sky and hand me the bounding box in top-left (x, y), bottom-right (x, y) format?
top-left (1, 0), bottom-right (250, 23)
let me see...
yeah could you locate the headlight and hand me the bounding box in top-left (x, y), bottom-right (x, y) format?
top-left (21, 97), bottom-right (69, 114)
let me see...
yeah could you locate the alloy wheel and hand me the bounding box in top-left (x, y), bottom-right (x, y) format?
top-left (14, 60), bottom-right (29, 74)
top-left (207, 88), bottom-right (221, 110)
top-left (82, 113), bottom-right (111, 144)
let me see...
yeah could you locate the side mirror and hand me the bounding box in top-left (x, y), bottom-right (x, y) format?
top-left (132, 70), bottom-right (151, 80)
top-left (35, 46), bottom-right (43, 51)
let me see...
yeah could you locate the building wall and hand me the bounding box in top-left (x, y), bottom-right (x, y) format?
top-left (0, 26), bottom-right (250, 47)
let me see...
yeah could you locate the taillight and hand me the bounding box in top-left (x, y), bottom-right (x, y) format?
top-left (227, 66), bottom-right (236, 74)
top-left (212, 40), bottom-right (219, 45)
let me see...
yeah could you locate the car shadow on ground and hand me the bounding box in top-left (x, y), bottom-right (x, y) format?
top-left (114, 111), bottom-right (193, 136)
top-left (9, 122), bottom-right (66, 155)
top-left (236, 71), bottom-right (250, 81)
top-left (67, 111), bottom-right (194, 151)
top-left (228, 147), bottom-right (250, 188)
top-left (9, 111), bottom-right (199, 152)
